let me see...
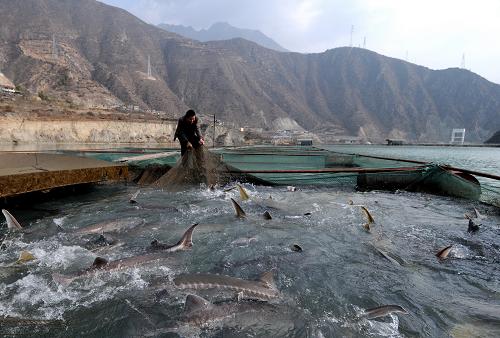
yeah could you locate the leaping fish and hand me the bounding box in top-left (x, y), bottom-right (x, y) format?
top-left (2, 209), bottom-right (23, 231)
top-left (362, 304), bottom-right (409, 319)
top-left (174, 271), bottom-right (280, 301)
top-left (231, 198), bottom-right (246, 218)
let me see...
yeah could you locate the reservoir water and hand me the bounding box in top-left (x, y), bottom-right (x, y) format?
top-left (0, 144), bottom-right (499, 337)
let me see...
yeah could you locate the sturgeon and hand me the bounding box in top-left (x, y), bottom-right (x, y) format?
top-left (54, 224), bottom-right (198, 285)
top-left (237, 184), bottom-right (250, 200)
top-left (75, 217), bottom-right (145, 235)
top-left (174, 271), bottom-right (280, 300)
top-left (180, 294), bottom-right (286, 326)
top-left (362, 304), bottom-right (409, 319)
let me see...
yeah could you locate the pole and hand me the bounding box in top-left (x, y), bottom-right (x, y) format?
top-left (213, 114), bottom-right (216, 148)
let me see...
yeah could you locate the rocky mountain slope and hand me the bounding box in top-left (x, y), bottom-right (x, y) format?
top-left (158, 22), bottom-right (289, 52)
top-left (0, 0), bottom-right (499, 143)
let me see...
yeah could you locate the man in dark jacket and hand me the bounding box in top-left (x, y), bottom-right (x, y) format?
top-left (174, 109), bottom-right (205, 155)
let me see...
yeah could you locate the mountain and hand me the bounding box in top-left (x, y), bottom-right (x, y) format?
top-left (158, 22), bottom-right (289, 53)
top-left (0, 0), bottom-right (499, 143)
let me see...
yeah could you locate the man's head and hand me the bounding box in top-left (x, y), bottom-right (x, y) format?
top-left (185, 109), bottom-right (196, 124)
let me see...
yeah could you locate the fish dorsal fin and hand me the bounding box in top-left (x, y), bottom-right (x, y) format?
top-left (178, 223), bottom-right (199, 248)
top-left (16, 250), bottom-right (35, 264)
top-left (2, 209), bottom-right (23, 230)
top-left (184, 294), bottom-right (212, 313)
top-left (360, 206), bottom-right (374, 223)
top-left (436, 245), bottom-right (453, 259)
top-left (237, 184), bottom-right (250, 201)
top-left (92, 256), bottom-right (108, 269)
top-left (129, 190), bottom-right (140, 204)
top-left (259, 271), bottom-right (276, 289)
top-left (230, 198), bottom-right (246, 218)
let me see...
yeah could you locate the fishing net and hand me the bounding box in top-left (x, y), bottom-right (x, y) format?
top-left (153, 146), bottom-right (265, 191)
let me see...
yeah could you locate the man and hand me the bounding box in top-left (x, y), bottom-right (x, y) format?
top-left (174, 109), bottom-right (205, 155)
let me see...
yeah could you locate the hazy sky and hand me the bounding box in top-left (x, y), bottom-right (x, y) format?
top-left (100, 0), bottom-right (500, 84)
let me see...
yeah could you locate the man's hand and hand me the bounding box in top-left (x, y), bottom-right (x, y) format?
top-left (199, 138), bottom-right (205, 146)
top-left (186, 142), bottom-right (193, 150)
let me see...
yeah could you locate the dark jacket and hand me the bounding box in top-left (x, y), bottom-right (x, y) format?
top-left (173, 116), bottom-right (202, 143)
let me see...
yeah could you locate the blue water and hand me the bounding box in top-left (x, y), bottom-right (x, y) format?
top-left (322, 145), bottom-right (500, 177)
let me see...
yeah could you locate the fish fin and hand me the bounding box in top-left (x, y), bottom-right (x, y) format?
top-left (2, 209), bottom-right (23, 230)
top-left (129, 189), bottom-right (140, 204)
top-left (473, 207), bottom-right (485, 220)
top-left (363, 223), bottom-right (371, 232)
top-left (230, 198), bottom-right (246, 218)
top-left (263, 211), bottom-right (272, 220)
top-left (52, 273), bottom-right (76, 286)
top-left (436, 245), bottom-right (453, 259)
top-left (360, 206), bottom-right (374, 223)
top-left (16, 250), bottom-right (35, 264)
top-left (178, 223), bottom-right (199, 248)
top-left (364, 305), bottom-right (408, 319)
top-left (259, 271), bottom-right (277, 289)
top-left (184, 294), bottom-right (212, 313)
top-left (237, 184), bottom-right (250, 201)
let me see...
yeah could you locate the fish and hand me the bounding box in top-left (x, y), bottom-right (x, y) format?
top-left (467, 219), bottom-right (480, 233)
top-left (347, 199), bottom-right (354, 205)
top-left (263, 211), bottom-right (272, 220)
top-left (129, 189), bottom-right (140, 204)
top-left (231, 198), bottom-right (246, 218)
top-left (54, 224), bottom-right (197, 285)
top-left (290, 244), bottom-right (302, 252)
top-left (2, 209), bottom-right (23, 231)
top-left (174, 271), bottom-right (280, 301)
top-left (179, 294), bottom-right (289, 326)
top-left (363, 222), bottom-right (371, 232)
top-left (436, 245), bottom-right (453, 260)
top-left (142, 295), bottom-right (305, 336)
top-left (237, 184), bottom-right (250, 200)
top-left (74, 217), bottom-right (144, 235)
top-left (362, 304), bottom-right (409, 319)
top-left (150, 223), bottom-right (198, 252)
top-left (360, 206), bottom-right (374, 224)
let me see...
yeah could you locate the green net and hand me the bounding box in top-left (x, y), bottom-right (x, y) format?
top-left (210, 146), bottom-right (500, 208)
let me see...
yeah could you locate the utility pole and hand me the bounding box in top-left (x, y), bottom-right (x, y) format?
top-left (363, 36), bottom-right (366, 49)
top-left (52, 34), bottom-right (58, 59)
top-left (213, 114), bottom-right (216, 148)
top-left (350, 25), bottom-right (354, 47)
top-left (461, 53), bottom-right (465, 69)
top-left (147, 55), bottom-right (152, 78)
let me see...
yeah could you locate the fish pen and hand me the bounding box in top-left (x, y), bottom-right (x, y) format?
top-left (211, 145), bottom-right (500, 207)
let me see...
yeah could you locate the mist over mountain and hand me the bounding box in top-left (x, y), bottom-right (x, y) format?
top-left (1, 0), bottom-right (499, 143)
top-left (158, 22), bottom-right (289, 53)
